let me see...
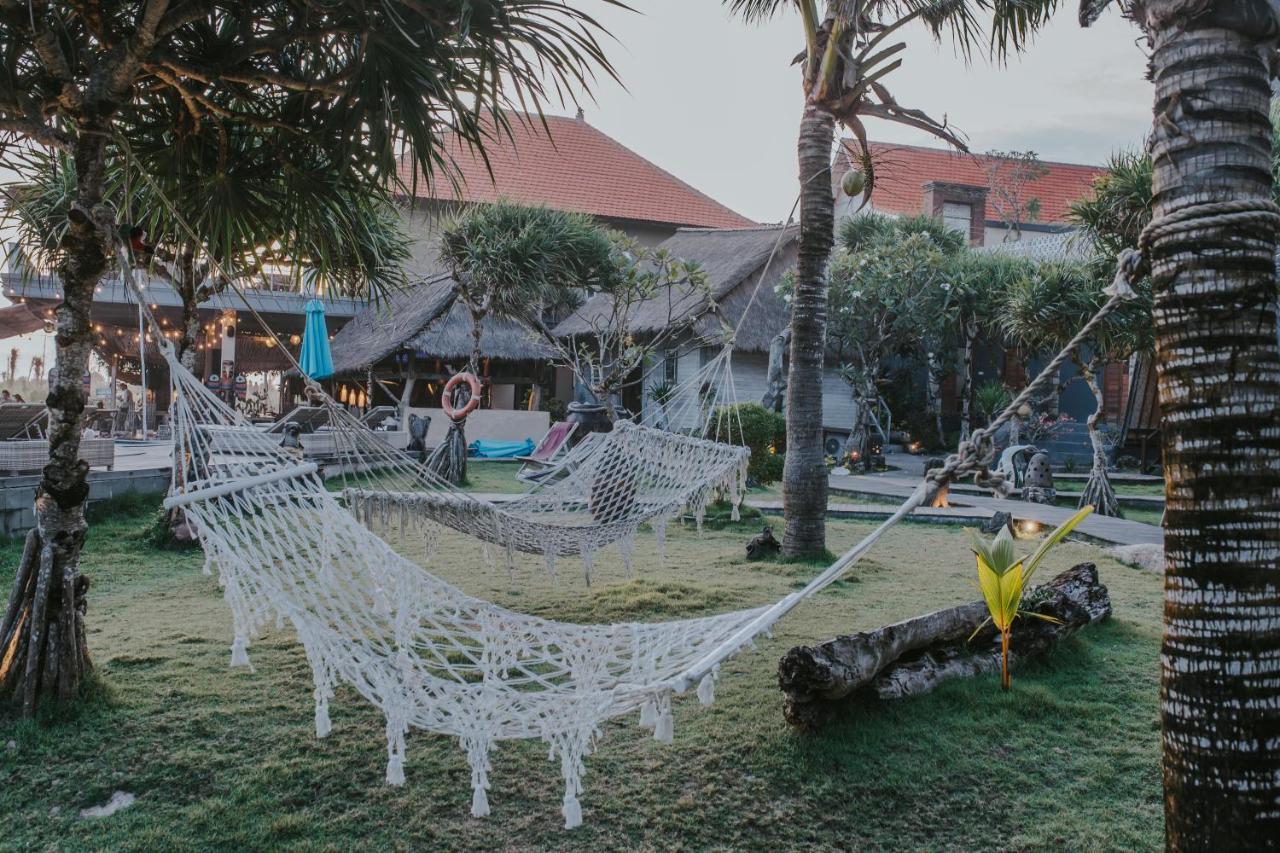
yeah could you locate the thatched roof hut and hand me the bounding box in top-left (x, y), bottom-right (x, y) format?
top-left (551, 224), bottom-right (798, 352)
top-left (404, 300), bottom-right (555, 361)
top-left (327, 274), bottom-right (553, 377)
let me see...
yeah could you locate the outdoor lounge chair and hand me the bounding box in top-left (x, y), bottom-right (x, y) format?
top-left (0, 438), bottom-right (114, 475)
top-left (360, 406), bottom-right (399, 431)
top-left (516, 421), bottom-right (578, 482)
top-left (265, 405), bottom-right (332, 435)
top-left (0, 403), bottom-right (48, 440)
top-left (0, 403), bottom-right (116, 475)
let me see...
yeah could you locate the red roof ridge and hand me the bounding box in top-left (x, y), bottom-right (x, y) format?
top-left (406, 111), bottom-right (755, 229)
top-left (835, 139), bottom-right (1108, 224)
top-left (562, 115), bottom-right (756, 226)
top-left (844, 138), bottom-right (1108, 171)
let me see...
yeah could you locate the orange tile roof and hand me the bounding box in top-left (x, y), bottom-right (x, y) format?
top-left (835, 140), bottom-right (1106, 225)
top-left (403, 113), bottom-right (755, 229)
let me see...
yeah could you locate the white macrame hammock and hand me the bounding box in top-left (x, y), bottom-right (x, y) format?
top-left (160, 337), bottom-right (822, 828)
top-left (126, 223), bottom-right (1134, 827)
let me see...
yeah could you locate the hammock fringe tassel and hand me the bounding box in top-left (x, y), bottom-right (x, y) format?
top-left (118, 234), bottom-right (1137, 827)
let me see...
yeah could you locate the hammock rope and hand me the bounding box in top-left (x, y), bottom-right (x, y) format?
top-left (107, 125), bottom-right (1145, 825)
top-left (113, 238), bottom-right (1137, 827)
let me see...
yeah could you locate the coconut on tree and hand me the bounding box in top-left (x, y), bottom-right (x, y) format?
top-left (0, 1), bottom-right (620, 717)
top-left (725, 0), bottom-right (1060, 557)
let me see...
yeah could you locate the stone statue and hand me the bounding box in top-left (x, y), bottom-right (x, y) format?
top-left (279, 422), bottom-right (304, 456)
top-left (1021, 451), bottom-right (1056, 504)
top-left (406, 413), bottom-right (431, 460)
top-left (924, 456), bottom-right (950, 508)
top-left (746, 524), bottom-right (781, 560)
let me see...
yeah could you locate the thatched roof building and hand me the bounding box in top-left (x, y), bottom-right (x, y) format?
top-left (552, 225), bottom-right (798, 352)
top-left (404, 300), bottom-right (555, 362)
top-left (327, 274), bottom-right (553, 377)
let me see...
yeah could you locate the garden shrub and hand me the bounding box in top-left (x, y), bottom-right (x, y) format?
top-left (709, 402), bottom-right (786, 485)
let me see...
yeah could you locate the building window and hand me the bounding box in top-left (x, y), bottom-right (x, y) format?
top-left (942, 202), bottom-right (972, 236)
top-left (663, 350), bottom-right (678, 385)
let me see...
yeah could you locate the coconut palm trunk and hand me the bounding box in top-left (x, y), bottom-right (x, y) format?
top-left (782, 104), bottom-right (835, 557)
top-left (1141, 6), bottom-right (1280, 844)
top-left (0, 134), bottom-right (112, 714)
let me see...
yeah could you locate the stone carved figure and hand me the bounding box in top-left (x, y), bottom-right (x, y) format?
top-left (1021, 451), bottom-right (1056, 504)
top-left (407, 413), bottom-right (432, 461)
top-left (746, 524), bottom-right (781, 560)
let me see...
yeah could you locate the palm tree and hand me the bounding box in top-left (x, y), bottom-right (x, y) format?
top-left (0, 1), bottom-right (620, 717)
top-left (1082, 0), bottom-right (1280, 842)
top-left (725, 0), bottom-right (1058, 557)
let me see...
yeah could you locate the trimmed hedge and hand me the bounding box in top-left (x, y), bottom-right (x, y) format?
top-left (709, 402), bottom-right (786, 485)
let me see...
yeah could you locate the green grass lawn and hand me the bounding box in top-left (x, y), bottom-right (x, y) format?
top-left (462, 459), bottom-right (531, 494)
top-left (0, 495), bottom-right (1164, 850)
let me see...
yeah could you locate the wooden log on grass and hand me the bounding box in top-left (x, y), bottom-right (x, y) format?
top-left (777, 563), bottom-right (1111, 730)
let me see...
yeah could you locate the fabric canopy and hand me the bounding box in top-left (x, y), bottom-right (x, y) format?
top-left (0, 304), bottom-right (46, 339)
top-left (299, 299), bottom-right (334, 381)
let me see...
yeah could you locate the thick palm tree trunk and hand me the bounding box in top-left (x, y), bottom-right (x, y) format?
top-left (1146, 11), bottom-right (1280, 846)
top-left (782, 105), bottom-right (835, 558)
top-left (0, 135), bottom-right (111, 714)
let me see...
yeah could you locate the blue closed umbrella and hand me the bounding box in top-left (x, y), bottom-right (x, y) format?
top-left (299, 298), bottom-right (334, 381)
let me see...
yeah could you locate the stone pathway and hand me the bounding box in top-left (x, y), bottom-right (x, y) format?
top-left (828, 474), bottom-right (1162, 546)
top-left (743, 498), bottom-right (993, 526)
top-left (907, 478), bottom-right (1164, 509)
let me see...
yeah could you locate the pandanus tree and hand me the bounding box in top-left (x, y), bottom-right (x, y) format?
top-left (1001, 258), bottom-right (1152, 517)
top-left (725, 0), bottom-right (1059, 557)
top-left (433, 201), bottom-right (616, 483)
top-left (0, 0), bottom-right (619, 717)
top-left (4, 131), bottom-right (411, 374)
top-left (439, 201), bottom-right (617, 375)
top-left (1080, 0), bottom-right (1280, 841)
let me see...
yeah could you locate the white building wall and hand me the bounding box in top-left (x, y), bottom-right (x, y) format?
top-left (639, 337), bottom-right (856, 436)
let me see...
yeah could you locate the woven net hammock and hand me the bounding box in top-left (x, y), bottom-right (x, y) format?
top-left (151, 268), bottom-right (1135, 828)
top-left (194, 340), bottom-right (752, 582)
top-left (162, 338), bottom-right (821, 828)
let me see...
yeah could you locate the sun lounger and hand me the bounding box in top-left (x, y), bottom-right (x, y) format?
top-left (515, 421), bottom-right (578, 481)
top-left (0, 403), bottom-right (48, 440)
top-left (0, 437), bottom-right (114, 474)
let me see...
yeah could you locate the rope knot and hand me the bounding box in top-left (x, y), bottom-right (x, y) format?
top-left (1104, 247), bottom-right (1143, 299)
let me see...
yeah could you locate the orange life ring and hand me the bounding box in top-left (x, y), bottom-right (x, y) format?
top-left (442, 372), bottom-right (481, 420)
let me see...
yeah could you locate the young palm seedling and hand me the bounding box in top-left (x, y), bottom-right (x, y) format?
top-left (970, 506), bottom-right (1094, 690)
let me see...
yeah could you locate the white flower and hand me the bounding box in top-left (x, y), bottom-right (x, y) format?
top-left (941, 282), bottom-right (952, 292)
top-left (851, 290), bottom-right (863, 299)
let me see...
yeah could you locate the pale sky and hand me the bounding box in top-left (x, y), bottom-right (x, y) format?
top-left (1, 3), bottom-right (1154, 373)
top-left (557, 1), bottom-right (1153, 224)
